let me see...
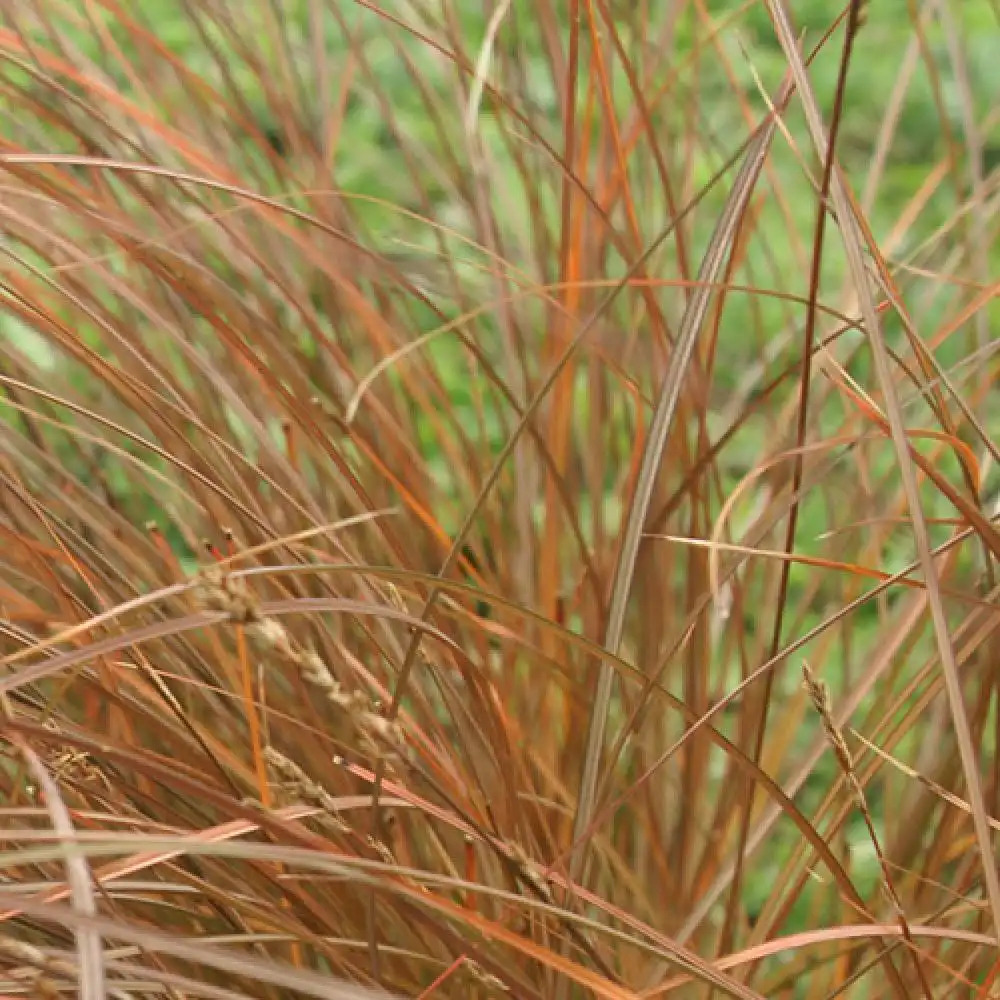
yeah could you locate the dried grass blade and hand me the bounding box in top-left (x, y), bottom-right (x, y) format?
top-left (767, 0), bottom-right (1000, 944)
top-left (565, 76), bottom-right (792, 889)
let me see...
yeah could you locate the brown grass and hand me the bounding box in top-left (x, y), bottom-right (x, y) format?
top-left (0, 0), bottom-right (998, 997)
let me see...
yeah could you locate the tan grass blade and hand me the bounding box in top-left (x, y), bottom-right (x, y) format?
top-left (565, 75), bottom-right (792, 889)
top-left (767, 0), bottom-right (1000, 942)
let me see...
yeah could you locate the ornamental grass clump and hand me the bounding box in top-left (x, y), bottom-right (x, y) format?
top-left (0, 2), bottom-right (999, 998)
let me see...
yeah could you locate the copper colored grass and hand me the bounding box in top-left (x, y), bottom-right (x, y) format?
top-left (0, 1), bottom-right (998, 997)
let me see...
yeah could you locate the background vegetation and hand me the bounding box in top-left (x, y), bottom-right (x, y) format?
top-left (0, 0), bottom-right (999, 997)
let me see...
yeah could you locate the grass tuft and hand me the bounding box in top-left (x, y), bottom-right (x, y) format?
top-left (0, 1), bottom-right (998, 997)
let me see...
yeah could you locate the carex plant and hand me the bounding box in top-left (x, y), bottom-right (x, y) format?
top-left (0, 2), bottom-right (998, 999)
